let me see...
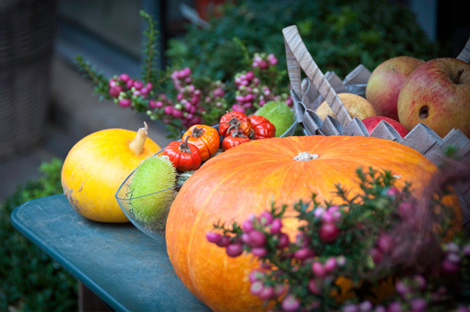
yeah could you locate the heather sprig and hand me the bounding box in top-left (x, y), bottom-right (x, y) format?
top-left (208, 167), bottom-right (470, 312)
top-left (75, 11), bottom-right (291, 139)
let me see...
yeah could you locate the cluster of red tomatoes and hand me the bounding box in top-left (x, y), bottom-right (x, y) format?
top-left (162, 111), bottom-right (276, 172)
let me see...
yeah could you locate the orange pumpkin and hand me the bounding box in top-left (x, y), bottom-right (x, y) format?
top-left (165, 135), bottom-right (461, 312)
top-left (62, 122), bottom-right (161, 223)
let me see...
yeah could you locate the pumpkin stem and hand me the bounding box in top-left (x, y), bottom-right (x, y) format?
top-left (294, 152), bottom-right (319, 161)
top-left (192, 127), bottom-right (204, 138)
top-left (179, 135), bottom-right (192, 153)
top-left (129, 122), bottom-right (149, 155)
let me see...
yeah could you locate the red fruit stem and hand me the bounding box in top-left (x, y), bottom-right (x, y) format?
top-left (129, 122), bottom-right (148, 155)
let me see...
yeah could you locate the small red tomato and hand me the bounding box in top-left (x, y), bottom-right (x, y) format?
top-left (221, 127), bottom-right (250, 151)
top-left (162, 136), bottom-right (202, 171)
top-left (182, 124), bottom-right (220, 162)
top-left (249, 115), bottom-right (276, 139)
top-left (219, 111), bottom-right (252, 137)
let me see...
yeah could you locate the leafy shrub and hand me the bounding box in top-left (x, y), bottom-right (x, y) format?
top-left (166, 0), bottom-right (443, 82)
top-left (0, 158), bottom-right (77, 311)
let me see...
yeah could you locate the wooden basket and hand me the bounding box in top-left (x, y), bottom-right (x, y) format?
top-left (0, 0), bottom-right (57, 160)
top-left (283, 25), bottom-right (470, 233)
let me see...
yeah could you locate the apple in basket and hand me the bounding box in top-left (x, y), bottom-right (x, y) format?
top-left (366, 56), bottom-right (424, 120)
top-left (397, 58), bottom-right (470, 138)
top-left (361, 116), bottom-right (409, 138)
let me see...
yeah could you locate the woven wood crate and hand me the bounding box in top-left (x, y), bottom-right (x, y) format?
top-left (282, 25), bottom-right (470, 234)
top-left (0, 0), bottom-right (57, 160)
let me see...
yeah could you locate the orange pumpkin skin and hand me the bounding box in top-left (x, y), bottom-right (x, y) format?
top-left (61, 128), bottom-right (160, 223)
top-left (165, 136), bottom-right (461, 312)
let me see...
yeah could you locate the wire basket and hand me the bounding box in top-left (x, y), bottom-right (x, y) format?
top-left (0, 0), bottom-right (57, 159)
top-left (282, 25), bottom-right (470, 233)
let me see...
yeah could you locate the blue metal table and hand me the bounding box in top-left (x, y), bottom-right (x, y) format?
top-left (10, 194), bottom-right (209, 312)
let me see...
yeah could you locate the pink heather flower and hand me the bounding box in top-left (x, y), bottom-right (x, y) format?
top-left (248, 230), bottom-right (266, 247)
top-left (282, 295), bottom-right (300, 312)
top-left (251, 247), bottom-right (267, 258)
top-left (226, 243), bottom-right (244, 257)
top-left (312, 261), bottom-right (326, 278)
top-left (126, 79), bottom-right (134, 89)
top-left (245, 71), bottom-right (254, 80)
top-left (213, 87), bottom-right (225, 98)
top-left (109, 79), bottom-right (118, 88)
top-left (109, 86), bottom-right (122, 97)
top-left (308, 279), bottom-right (322, 295)
top-left (172, 109), bottom-right (183, 118)
top-left (258, 286), bottom-right (274, 300)
top-left (248, 269), bottom-right (265, 283)
top-left (140, 87), bottom-right (149, 96)
top-left (324, 257), bottom-right (337, 272)
top-left (444, 242), bottom-right (460, 253)
top-left (446, 252), bottom-right (461, 264)
top-left (118, 73), bottom-right (130, 82)
top-left (133, 80), bottom-right (144, 90)
top-left (409, 298), bottom-right (427, 312)
top-left (215, 235), bottom-right (231, 248)
top-left (342, 304), bottom-right (358, 312)
top-left (319, 222), bottom-right (340, 243)
top-left (232, 104), bottom-right (245, 113)
top-left (270, 218), bottom-right (282, 234)
top-left (250, 281), bottom-right (263, 296)
top-left (164, 106), bottom-right (173, 115)
top-left (242, 219), bottom-right (254, 232)
top-left (387, 302), bottom-right (403, 312)
top-left (244, 94), bottom-right (255, 102)
top-left (268, 53), bottom-right (278, 65)
top-left (377, 233), bottom-right (394, 253)
top-left (463, 244), bottom-right (470, 256)
top-left (294, 248), bottom-right (314, 260)
top-left (276, 233), bottom-right (290, 249)
top-left (370, 247), bottom-right (383, 264)
top-left (259, 211), bottom-right (273, 226)
top-left (442, 259), bottom-right (460, 273)
top-left (118, 98), bottom-right (131, 107)
top-left (206, 232), bottom-right (221, 244)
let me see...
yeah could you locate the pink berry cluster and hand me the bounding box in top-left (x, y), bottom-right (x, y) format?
top-left (233, 53), bottom-right (292, 114)
top-left (108, 74), bottom-right (153, 108)
top-left (206, 168), bottom-right (470, 312)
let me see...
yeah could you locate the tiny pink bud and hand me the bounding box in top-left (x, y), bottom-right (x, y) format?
top-left (370, 248), bottom-right (383, 264)
top-left (248, 269), bottom-right (264, 283)
top-left (409, 298), bottom-right (427, 312)
top-left (133, 80), bottom-right (144, 90)
top-left (118, 98), bottom-right (131, 107)
top-left (270, 218), bottom-right (282, 234)
top-left (119, 73), bottom-right (130, 82)
top-left (109, 79), bottom-right (118, 88)
top-left (294, 248), bottom-right (313, 260)
top-left (242, 219), bottom-right (254, 232)
top-left (273, 284), bottom-right (286, 297)
top-left (446, 252), bottom-right (461, 264)
top-left (463, 244), bottom-right (470, 256)
top-left (245, 71), bottom-right (254, 80)
top-left (248, 230), bottom-right (266, 247)
top-left (172, 109), bottom-right (183, 118)
top-left (308, 279), bottom-right (321, 295)
top-left (126, 79), bottom-right (134, 89)
top-left (146, 82), bottom-right (153, 90)
top-left (282, 295), bottom-right (300, 312)
top-left (258, 286), bottom-right (274, 300)
top-left (164, 106), bottom-right (173, 115)
top-left (387, 302), bottom-right (403, 312)
top-left (377, 233), bottom-right (394, 253)
top-left (442, 259), bottom-right (460, 273)
top-left (312, 261), bottom-right (326, 278)
top-left (342, 303), bottom-right (358, 312)
top-left (259, 211), bottom-right (273, 226)
top-left (251, 247), bottom-right (267, 258)
top-left (215, 235), bottom-right (231, 248)
top-left (319, 222), bottom-right (340, 243)
top-left (276, 232), bottom-right (289, 249)
top-left (359, 300), bottom-right (372, 312)
top-left (206, 232), bottom-right (221, 244)
top-left (226, 243), bottom-right (244, 257)
top-left (250, 281), bottom-right (263, 296)
top-left (324, 257), bottom-right (336, 272)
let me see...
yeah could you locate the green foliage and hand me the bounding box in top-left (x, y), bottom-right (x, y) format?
top-left (166, 0), bottom-right (443, 83)
top-left (0, 158), bottom-right (77, 312)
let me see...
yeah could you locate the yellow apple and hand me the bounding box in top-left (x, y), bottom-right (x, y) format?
top-left (397, 58), bottom-right (470, 138)
top-left (366, 56), bottom-right (424, 120)
top-left (316, 93), bottom-right (377, 120)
